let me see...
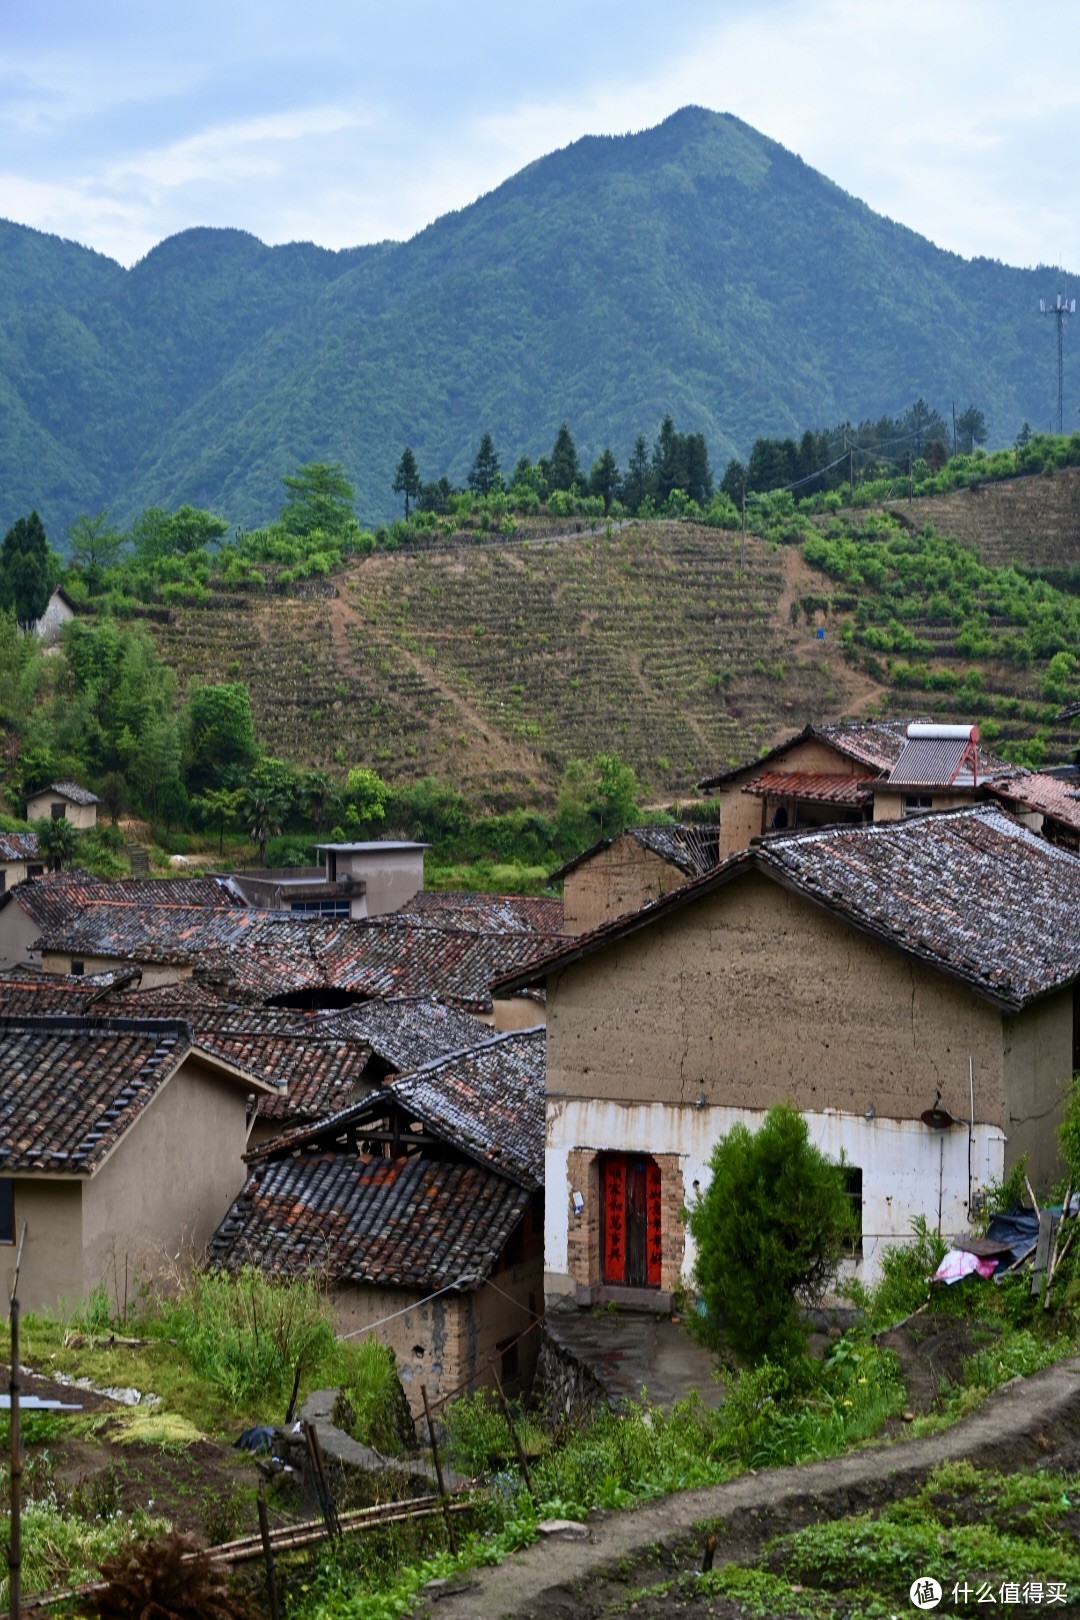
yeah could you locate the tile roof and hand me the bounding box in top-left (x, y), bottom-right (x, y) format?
top-left (208, 1151), bottom-right (530, 1289)
top-left (987, 771), bottom-right (1080, 835)
top-left (699, 720), bottom-right (1020, 790)
top-left (405, 891), bottom-right (565, 934)
top-left (551, 824), bottom-right (720, 883)
top-left (249, 1028), bottom-right (545, 1190)
top-left (388, 1029), bottom-right (545, 1189)
top-left (0, 832), bottom-right (39, 863)
top-left (741, 771), bottom-right (875, 806)
top-left (304, 998), bottom-right (490, 1074)
top-left (35, 904), bottom-right (563, 1015)
top-left (5, 874), bottom-right (241, 937)
top-left (0, 979), bottom-right (365, 1128)
top-left (41, 781), bottom-right (99, 806)
top-left (493, 807), bottom-right (1080, 1013)
top-left (0, 1015), bottom-right (261, 1175)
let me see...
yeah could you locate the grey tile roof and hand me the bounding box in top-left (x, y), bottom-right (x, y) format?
top-left (388, 1028), bottom-right (545, 1189)
top-left (208, 1151), bottom-right (531, 1289)
top-left (44, 781), bottom-right (99, 806)
top-left (0, 1015), bottom-right (194, 1174)
top-left (34, 902), bottom-right (562, 1015)
top-left (551, 824), bottom-right (720, 883)
top-left (0, 833), bottom-right (39, 863)
top-left (249, 1029), bottom-right (545, 1189)
top-left (493, 807), bottom-right (1080, 1012)
top-left (303, 998), bottom-right (489, 1075)
top-left (405, 891), bottom-right (565, 934)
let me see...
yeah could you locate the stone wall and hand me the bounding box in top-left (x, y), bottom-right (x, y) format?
top-left (531, 1324), bottom-right (607, 1429)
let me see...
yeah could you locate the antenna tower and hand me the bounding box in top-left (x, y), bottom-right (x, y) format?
top-left (1040, 293), bottom-right (1076, 434)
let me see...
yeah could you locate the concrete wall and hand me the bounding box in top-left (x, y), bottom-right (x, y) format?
top-left (563, 838), bottom-right (688, 934)
top-left (80, 1055), bottom-right (254, 1301)
top-left (1003, 989), bottom-right (1072, 1186)
top-left (546, 1097), bottom-right (1005, 1297)
top-left (40, 952), bottom-right (189, 988)
top-left (331, 1201), bottom-right (544, 1420)
top-left (546, 870), bottom-right (1007, 1128)
top-left (492, 996), bottom-right (546, 1032)
top-left (873, 790), bottom-right (976, 823)
top-left (716, 738), bottom-right (868, 857)
top-left (0, 1178), bottom-right (83, 1315)
top-left (26, 793), bottom-right (97, 830)
top-left (328, 849), bottom-right (424, 915)
top-left (0, 900), bottom-right (47, 968)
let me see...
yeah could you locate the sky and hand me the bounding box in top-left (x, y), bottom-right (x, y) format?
top-left (3, 0), bottom-right (1079, 273)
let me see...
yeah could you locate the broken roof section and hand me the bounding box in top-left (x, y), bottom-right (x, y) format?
top-left (305, 997), bottom-right (489, 1075)
top-left (493, 807), bottom-right (1080, 1013)
top-left (551, 824), bottom-right (720, 883)
top-left (0, 1014), bottom-right (278, 1176)
top-left (250, 1027), bottom-right (545, 1190)
top-left (987, 771), bottom-right (1080, 839)
top-left (208, 1151), bottom-right (531, 1290)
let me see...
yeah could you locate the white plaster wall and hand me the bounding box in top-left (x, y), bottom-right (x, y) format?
top-left (546, 1097), bottom-right (1005, 1295)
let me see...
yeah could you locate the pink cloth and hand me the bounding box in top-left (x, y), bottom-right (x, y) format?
top-left (933, 1248), bottom-right (998, 1284)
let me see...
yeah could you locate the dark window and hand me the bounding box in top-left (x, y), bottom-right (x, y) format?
top-left (902, 794), bottom-right (934, 818)
top-left (51, 802), bottom-right (66, 821)
top-left (844, 1167), bottom-right (863, 1258)
top-left (0, 871), bottom-right (5, 895)
top-left (70, 960), bottom-right (85, 977)
top-left (0, 1179), bottom-right (13, 1244)
top-left (498, 1337), bottom-right (519, 1383)
top-left (27, 865), bottom-right (44, 879)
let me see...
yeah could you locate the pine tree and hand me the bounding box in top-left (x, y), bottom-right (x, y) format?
top-left (0, 510), bottom-right (54, 628)
top-left (392, 446), bottom-right (421, 517)
top-left (623, 434), bottom-right (652, 513)
top-left (589, 447), bottom-right (620, 513)
top-left (467, 433), bottom-right (501, 496)
top-left (548, 423), bottom-right (581, 492)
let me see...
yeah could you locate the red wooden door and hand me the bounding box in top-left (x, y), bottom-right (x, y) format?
top-left (602, 1156), bottom-right (662, 1287)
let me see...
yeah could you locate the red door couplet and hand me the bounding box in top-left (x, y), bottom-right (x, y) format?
top-left (601, 1155), bottom-right (661, 1288)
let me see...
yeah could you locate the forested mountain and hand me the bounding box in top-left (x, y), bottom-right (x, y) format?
top-left (1, 106), bottom-right (1077, 536)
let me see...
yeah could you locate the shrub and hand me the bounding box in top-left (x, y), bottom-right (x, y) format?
top-left (688, 1104), bottom-right (855, 1363)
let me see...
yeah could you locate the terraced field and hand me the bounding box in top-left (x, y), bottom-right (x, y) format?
top-left (153, 523), bottom-right (867, 806)
top-left (886, 465), bottom-right (1080, 569)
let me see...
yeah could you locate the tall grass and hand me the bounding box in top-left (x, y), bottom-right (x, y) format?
top-left (150, 1266), bottom-right (338, 1407)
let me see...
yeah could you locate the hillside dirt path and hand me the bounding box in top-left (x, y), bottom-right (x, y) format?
top-left (329, 576), bottom-right (547, 788)
top-left (771, 548), bottom-right (887, 740)
top-left (417, 1356), bottom-right (1080, 1620)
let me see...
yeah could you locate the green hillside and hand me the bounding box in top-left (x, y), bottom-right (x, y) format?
top-left (2, 107), bottom-right (1077, 539)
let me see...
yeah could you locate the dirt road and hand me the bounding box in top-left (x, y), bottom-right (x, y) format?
top-left (417, 1356), bottom-right (1080, 1620)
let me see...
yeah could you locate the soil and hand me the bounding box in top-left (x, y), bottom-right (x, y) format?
top-left (417, 1355), bottom-right (1080, 1620)
top-left (6, 1366), bottom-right (269, 1543)
top-left (876, 1311), bottom-right (1000, 1416)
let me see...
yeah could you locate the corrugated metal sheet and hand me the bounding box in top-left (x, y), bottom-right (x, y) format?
top-left (887, 736), bottom-right (977, 786)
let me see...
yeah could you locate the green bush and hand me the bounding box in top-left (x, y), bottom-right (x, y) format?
top-left (688, 1104), bottom-right (855, 1363)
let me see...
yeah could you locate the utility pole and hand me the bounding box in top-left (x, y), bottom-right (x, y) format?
top-left (1041, 294), bottom-right (1076, 435)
